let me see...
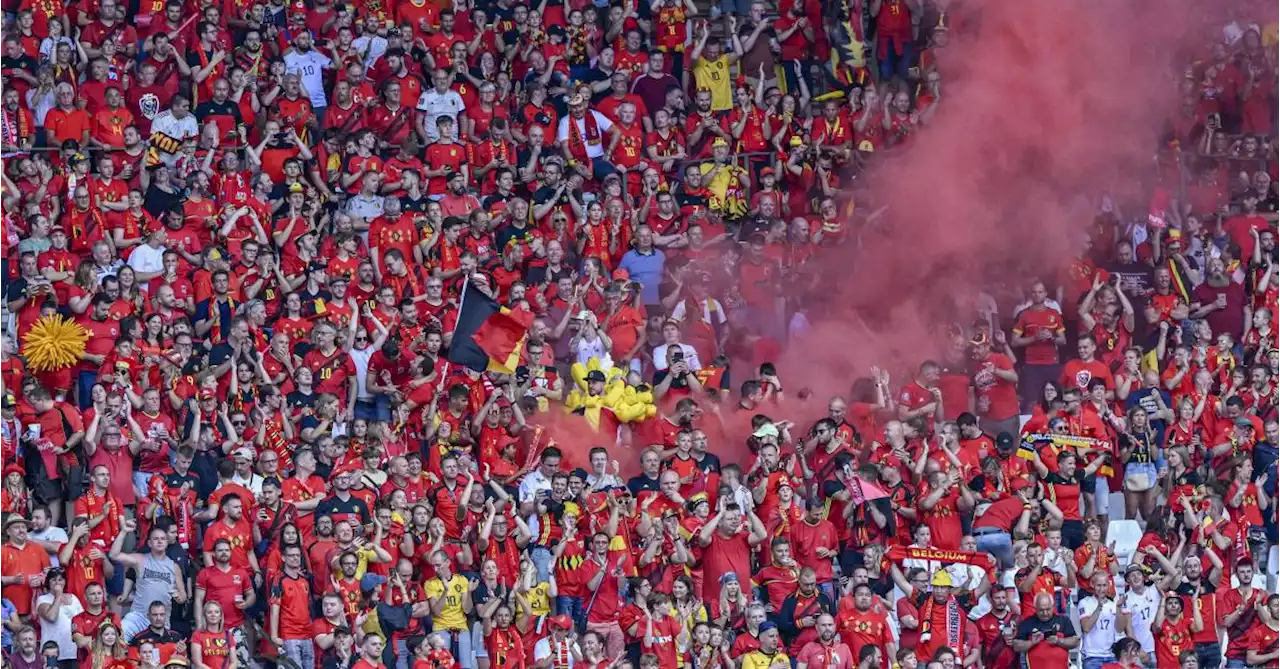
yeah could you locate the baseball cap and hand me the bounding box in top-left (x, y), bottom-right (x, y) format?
top-left (586, 370), bottom-right (607, 383)
top-left (548, 615), bottom-right (573, 630)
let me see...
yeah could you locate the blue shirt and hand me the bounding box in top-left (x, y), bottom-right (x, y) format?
top-left (618, 248), bottom-right (665, 305)
top-left (1, 599), bottom-right (14, 650)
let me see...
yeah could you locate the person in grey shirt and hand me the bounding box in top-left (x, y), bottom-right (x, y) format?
top-left (345, 172), bottom-right (385, 221)
top-left (109, 518), bottom-right (187, 642)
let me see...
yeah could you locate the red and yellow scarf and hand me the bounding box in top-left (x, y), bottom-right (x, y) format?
top-left (567, 111), bottom-right (601, 164)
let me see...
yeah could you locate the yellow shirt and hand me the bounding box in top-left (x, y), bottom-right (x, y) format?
top-left (525, 581), bottom-right (552, 618)
top-left (693, 55), bottom-right (733, 111)
top-left (347, 545), bottom-right (378, 580)
top-left (699, 161), bottom-right (749, 217)
top-left (741, 650), bottom-right (791, 669)
top-left (423, 574), bottom-right (470, 631)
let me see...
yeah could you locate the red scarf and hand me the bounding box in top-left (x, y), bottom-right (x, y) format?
top-left (918, 594), bottom-right (965, 658)
top-left (887, 545), bottom-right (997, 580)
top-left (2, 107), bottom-right (29, 147)
top-left (567, 111), bottom-right (601, 164)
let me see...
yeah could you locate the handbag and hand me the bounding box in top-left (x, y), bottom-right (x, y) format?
top-left (1124, 462), bottom-right (1156, 492)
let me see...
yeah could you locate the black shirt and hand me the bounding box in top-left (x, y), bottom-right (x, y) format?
top-left (532, 185), bottom-right (573, 212)
top-left (2, 55), bottom-right (38, 79)
top-left (194, 98), bottom-right (243, 126)
top-left (4, 276), bottom-right (41, 305)
top-left (675, 188), bottom-right (709, 213)
top-left (287, 390), bottom-right (317, 417)
top-left (314, 494), bottom-right (371, 526)
top-left (626, 473), bottom-right (661, 496)
top-left (401, 194), bottom-right (430, 215)
top-left (144, 184), bottom-right (183, 218)
top-left (1104, 261), bottom-right (1154, 299)
top-left (1015, 614), bottom-right (1075, 641)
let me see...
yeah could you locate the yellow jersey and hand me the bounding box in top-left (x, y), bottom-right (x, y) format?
top-left (423, 574), bottom-right (470, 631)
top-left (525, 581), bottom-right (553, 618)
top-left (693, 55), bottom-right (733, 111)
top-left (699, 161), bottom-right (749, 218)
top-left (740, 650), bottom-right (791, 669)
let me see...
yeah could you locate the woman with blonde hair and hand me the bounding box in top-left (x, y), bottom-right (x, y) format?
top-left (89, 620), bottom-right (130, 669)
top-left (191, 600), bottom-right (238, 669)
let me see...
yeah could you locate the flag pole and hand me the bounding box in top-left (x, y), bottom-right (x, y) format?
top-left (450, 274), bottom-right (471, 347)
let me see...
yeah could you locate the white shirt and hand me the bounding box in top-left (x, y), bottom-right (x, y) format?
top-left (128, 243), bottom-right (167, 277)
top-left (350, 345), bottom-right (376, 401)
top-left (352, 35), bottom-right (387, 69)
top-left (416, 88), bottom-right (465, 142)
top-left (29, 527), bottom-right (68, 567)
top-left (284, 49), bottom-right (333, 107)
top-left (26, 88), bottom-right (55, 125)
top-left (671, 298), bottom-right (727, 328)
top-left (518, 469), bottom-right (552, 504)
top-left (1120, 584), bottom-right (1161, 653)
top-left (1078, 596), bottom-right (1119, 658)
top-left (651, 343), bottom-right (702, 372)
top-left (229, 473), bottom-right (265, 498)
top-left (148, 110), bottom-right (200, 167)
top-left (556, 111), bottom-right (613, 159)
top-left (533, 637), bottom-right (576, 667)
top-left (571, 334), bottom-right (610, 368)
top-left (586, 474), bottom-right (624, 491)
top-left (34, 592), bottom-right (82, 660)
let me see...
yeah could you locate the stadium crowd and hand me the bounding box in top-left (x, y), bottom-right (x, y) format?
top-left (0, 0), bottom-right (1278, 668)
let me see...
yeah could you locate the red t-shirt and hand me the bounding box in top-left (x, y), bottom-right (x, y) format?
top-left (640, 615), bottom-right (682, 667)
top-left (196, 565), bottom-right (253, 628)
top-left (1013, 307), bottom-right (1064, 365)
top-left (701, 530), bottom-right (751, 603)
top-left (1060, 359), bottom-right (1115, 392)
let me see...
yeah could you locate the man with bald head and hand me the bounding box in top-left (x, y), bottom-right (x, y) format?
top-left (1012, 593), bottom-right (1078, 667)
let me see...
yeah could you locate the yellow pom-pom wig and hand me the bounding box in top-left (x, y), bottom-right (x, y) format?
top-left (22, 315), bottom-right (90, 373)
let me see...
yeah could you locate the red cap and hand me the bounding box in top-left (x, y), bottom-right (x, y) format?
top-left (1010, 478), bottom-right (1033, 493)
top-left (548, 615), bottom-right (573, 630)
top-left (198, 389), bottom-right (216, 401)
top-left (612, 268), bottom-right (630, 281)
top-left (290, 0), bottom-right (307, 14)
top-left (3, 464), bottom-right (23, 479)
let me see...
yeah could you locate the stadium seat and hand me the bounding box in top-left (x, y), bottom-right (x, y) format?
top-left (1108, 520), bottom-right (1144, 567)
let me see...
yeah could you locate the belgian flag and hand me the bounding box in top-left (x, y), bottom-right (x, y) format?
top-left (448, 278), bottom-right (533, 374)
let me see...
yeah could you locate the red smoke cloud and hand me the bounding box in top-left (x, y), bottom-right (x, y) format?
top-left (777, 0), bottom-right (1211, 399)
